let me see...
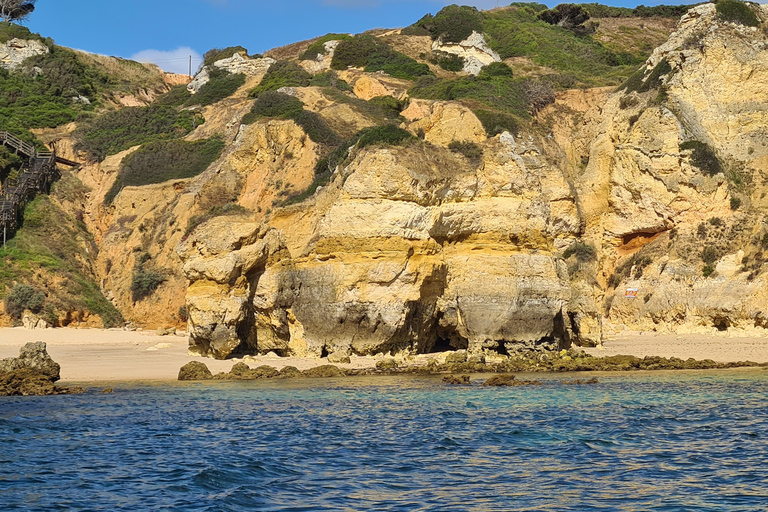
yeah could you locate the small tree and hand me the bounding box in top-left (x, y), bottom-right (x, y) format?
top-left (538, 4), bottom-right (591, 31)
top-left (0, 0), bottom-right (36, 23)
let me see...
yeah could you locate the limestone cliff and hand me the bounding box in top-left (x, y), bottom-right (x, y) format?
top-left (18, 4), bottom-right (768, 356)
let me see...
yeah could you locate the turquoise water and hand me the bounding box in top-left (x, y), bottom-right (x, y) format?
top-left (1, 370), bottom-right (767, 511)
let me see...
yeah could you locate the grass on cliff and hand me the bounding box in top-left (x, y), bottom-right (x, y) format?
top-left (300, 34), bottom-right (351, 61)
top-left (203, 46), bottom-right (249, 67)
top-left (716, 0), bottom-right (761, 27)
top-left (331, 34), bottom-right (433, 81)
top-left (185, 68), bottom-right (246, 107)
top-left (0, 193), bottom-right (123, 327)
top-left (105, 137), bottom-right (226, 204)
top-left (73, 105), bottom-right (199, 161)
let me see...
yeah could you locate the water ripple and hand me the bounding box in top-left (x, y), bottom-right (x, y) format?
top-left (0, 371), bottom-right (767, 510)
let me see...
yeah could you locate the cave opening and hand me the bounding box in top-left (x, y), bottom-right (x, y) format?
top-left (713, 317), bottom-right (729, 332)
top-left (430, 337), bottom-right (453, 353)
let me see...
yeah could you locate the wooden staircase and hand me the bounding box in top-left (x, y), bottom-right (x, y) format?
top-left (0, 131), bottom-right (79, 246)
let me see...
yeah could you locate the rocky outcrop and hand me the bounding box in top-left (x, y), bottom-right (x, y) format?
top-left (404, 100), bottom-right (487, 145)
top-left (432, 31), bottom-right (500, 75)
top-left (188, 54), bottom-right (276, 93)
top-left (177, 218), bottom-right (290, 359)
top-left (300, 40), bottom-right (341, 74)
top-left (0, 38), bottom-right (48, 70)
top-left (0, 342), bottom-right (81, 396)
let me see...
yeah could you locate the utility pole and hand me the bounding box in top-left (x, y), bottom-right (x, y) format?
top-left (189, 55), bottom-right (192, 78)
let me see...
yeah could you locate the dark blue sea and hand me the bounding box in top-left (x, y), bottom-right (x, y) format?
top-left (1, 369), bottom-right (767, 511)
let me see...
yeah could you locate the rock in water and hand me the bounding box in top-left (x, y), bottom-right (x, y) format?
top-left (178, 362), bottom-right (214, 381)
top-left (482, 374), bottom-right (543, 387)
top-left (443, 375), bottom-right (471, 385)
top-left (0, 342), bottom-right (79, 396)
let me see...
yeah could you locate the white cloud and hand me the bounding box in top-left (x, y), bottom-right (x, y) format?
top-left (129, 46), bottom-right (203, 75)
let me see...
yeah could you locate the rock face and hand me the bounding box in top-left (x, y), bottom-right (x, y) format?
top-left (0, 38), bottom-right (49, 70)
top-left (180, 130), bottom-right (578, 358)
top-left (578, 3), bottom-right (768, 334)
top-left (432, 31), bottom-right (501, 76)
top-left (177, 218), bottom-right (290, 359)
top-left (188, 53), bottom-right (276, 93)
top-left (0, 342), bottom-right (71, 396)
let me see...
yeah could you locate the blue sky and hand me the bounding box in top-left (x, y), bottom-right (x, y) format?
top-left (27, 0), bottom-right (689, 74)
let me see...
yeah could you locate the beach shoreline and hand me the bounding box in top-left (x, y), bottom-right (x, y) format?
top-left (1, 327), bottom-right (767, 383)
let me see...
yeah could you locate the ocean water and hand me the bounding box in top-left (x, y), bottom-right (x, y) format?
top-left (1, 370), bottom-right (767, 511)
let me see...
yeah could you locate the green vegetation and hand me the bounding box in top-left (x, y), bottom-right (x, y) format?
top-left (608, 253), bottom-right (652, 287)
top-left (250, 60), bottom-right (312, 96)
top-left (367, 95), bottom-right (406, 119)
top-left (309, 70), bottom-right (351, 91)
top-left (155, 84), bottom-right (191, 106)
top-left (0, 21), bottom-right (47, 43)
top-left (131, 260), bottom-right (165, 302)
top-left (482, 6), bottom-right (644, 87)
top-left (0, 194), bottom-right (123, 327)
top-left (356, 125), bottom-right (414, 149)
top-left (331, 34), bottom-right (432, 81)
top-left (414, 5), bottom-right (485, 43)
top-left (701, 245), bottom-right (719, 265)
top-left (730, 197), bottom-right (741, 210)
top-left (563, 242), bottom-right (597, 263)
top-left (242, 91), bottom-right (304, 124)
top-left (432, 52), bottom-right (465, 72)
top-left (203, 46), bottom-right (248, 67)
top-left (300, 33), bottom-right (351, 60)
top-left (716, 0), bottom-right (761, 27)
top-left (4, 283), bottom-right (45, 318)
top-left (538, 4), bottom-right (592, 32)
top-left (409, 73), bottom-right (529, 134)
top-left (702, 265), bottom-right (714, 277)
top-left (579, 3), bottom-right (691, 18)
top-left (185, 203), bottom-right (252, 237)
top-left (448, 140), bottom-right (483, 164)
top-left (680, 140), bottom-right (722, 176)
top-left (241, 89), bottom-right (339, 145)
top-left (185, 68), bottom-right (245, 106)
top-left (74, 104), bottom-right (197, 161)
top-left (105, 137), bottom-right (225, 204)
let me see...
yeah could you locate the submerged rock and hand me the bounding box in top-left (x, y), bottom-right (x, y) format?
top-left (482, 374), bottom-right (543, 387)
top-left (443, 375), bottom-right (471, 385)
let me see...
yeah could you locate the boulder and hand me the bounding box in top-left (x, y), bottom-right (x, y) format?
top-left (328, 351), bottom-right (351, 364)
top-left (178, 361), bottom-right (214, 381)
top-left (482, 374), bottom-right (543, 387)
top-left (0, 342), bottom-right (81, 396)
top-left (302, 365), bottom-right (346, 378)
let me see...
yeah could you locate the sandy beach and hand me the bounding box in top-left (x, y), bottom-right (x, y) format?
top-left (2, 327), bottom-right (768, 382)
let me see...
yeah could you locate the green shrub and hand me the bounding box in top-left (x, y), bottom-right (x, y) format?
top-left (131, 267), bottom-right (166, 302)
top-left (104, 137), bottom-right (225, 204)
top-left (563, 242), bottom-right (597, 263)
top-left (155, 84), bottom-right (191, 107)
top-left (4, 283), bottom-right (45, 318)
top-left (435, 53), bottom-right (465, 72)
top-left (409, 74), bottom-right (530, 122)
top-left (702, 245), bottom-right (720, 265)
top-left (416, 5), bottom-right (485, 43)
top-left (474, 110), bottom-right (520, 136)
top-left (332, 35), bottom-right (432, 81)
top-left (680, 141), bottom-right (722, 176)
top-left (251, 60), bottom-right (312, 96)
top-left (538, 3), bottom-right (591, 30)
top-left (300, 34), bottom-right (351, 61)
top-left (293, 110), bottom-right (340, 145)
top-left (243, 91), bottom-right (304, 123)
top-left (730, 197), bottom-right (741, 210)
top-left (448, 140), bottom-right (483, 163)
top-left (356, 125), bottom-right (414, 149)
top-left (716, 0), bottom-right (761, 27)
top-left (400, 25), bottom-right (431, 37)
top-left (74, 105), bottom-right (197, 161)
top-left (185, 69), bottom-right (245, 106)
top-left (309, 70), bottom-right (351, 90)
top-left (203, 46), bottom-right (248, 67)
top-left (478, 62), bottom-right (514, 79)
top-left (367, 95), bottom-right (406, 118)
top-left (702, 265), bottom-right (714, 277)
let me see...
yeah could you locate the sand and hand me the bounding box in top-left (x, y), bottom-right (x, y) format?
top-left (1, 327), bottom-right (767, 383)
